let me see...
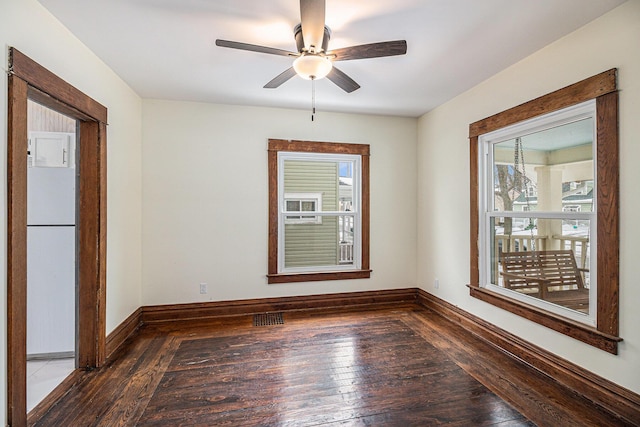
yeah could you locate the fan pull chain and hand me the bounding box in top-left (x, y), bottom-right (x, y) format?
top-left (311, 76), bottom-right (316, 121)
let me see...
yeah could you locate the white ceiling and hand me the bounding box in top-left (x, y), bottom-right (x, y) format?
top-left (38, 0), bottom-right (625, 118)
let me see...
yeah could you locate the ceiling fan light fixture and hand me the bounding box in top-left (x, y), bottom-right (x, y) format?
top-left (293, 54), bottom-right (332, 80)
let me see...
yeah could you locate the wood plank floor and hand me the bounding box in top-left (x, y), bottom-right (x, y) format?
top-left (31, 305), bottom-right (631, 426)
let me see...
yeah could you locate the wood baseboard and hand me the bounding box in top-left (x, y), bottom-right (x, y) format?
top-left (105, 307), bottom-right (143, 360)
top-left (141, 288), bottom-right (417, 323)
top-left (416, 289), bottom-right (640, 425)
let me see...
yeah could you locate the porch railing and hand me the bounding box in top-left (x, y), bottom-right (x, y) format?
top-left (339, 243), bottom-right (354, 264)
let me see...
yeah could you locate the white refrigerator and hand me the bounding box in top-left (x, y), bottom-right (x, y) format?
top-left (27, 132), bottom-right (76, 357)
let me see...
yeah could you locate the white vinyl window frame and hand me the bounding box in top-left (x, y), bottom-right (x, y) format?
top-left (277, 151), bottom-right (362, 275)
top-left (478, 100), bottom-right (597, 326)
top-left (284, 192), bottom-right (323, 224)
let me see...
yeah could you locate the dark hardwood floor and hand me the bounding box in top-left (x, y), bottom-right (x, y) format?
top-left (31, 305), bottom-right (631, 426)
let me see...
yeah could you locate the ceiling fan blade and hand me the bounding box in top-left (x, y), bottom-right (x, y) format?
top-left (299, 0), bottom-right (326, 52)
top-left (264, 67), bottom-right (297, 89)
top-left (326, 66), bottom-right (360, 93)
top-left (216, 39), bottom-right (297, 57)
top-left (328, 40), bottom-right (407, 61)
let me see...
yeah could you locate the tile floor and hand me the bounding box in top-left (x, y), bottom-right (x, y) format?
top-left (27, 358), bottom-right (75, 412)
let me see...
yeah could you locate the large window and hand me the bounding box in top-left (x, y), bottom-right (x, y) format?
top-left (469, 70), bottom-right (620, 353)
top-left (480, 101), bottom-right (596, 324)
top-left (268, 139), bottom-right (371, 284)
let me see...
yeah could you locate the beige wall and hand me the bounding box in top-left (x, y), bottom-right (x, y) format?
top-left (2, 0), bottom-right (639, 424)
top-left (141, 100), bottom-right (418, 304)
top-left (417, 1), bottom-right (640, 394)
top-left (0, 0), bottom-right (143, 422)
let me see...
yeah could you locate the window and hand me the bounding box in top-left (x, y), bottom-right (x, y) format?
top-left (284, 193), bottom-right (322, 224)
top-left (469, 70), bottom-right (621, 354)
top-left (479, 101), bottom-right (596, 324)
top-left (268, 139), bottom-right (371, 284)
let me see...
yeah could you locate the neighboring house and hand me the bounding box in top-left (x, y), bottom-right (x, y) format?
top-left (283, 161), bottom-right (354, 268)
top-left (512, 181), bottom-right (594, 214)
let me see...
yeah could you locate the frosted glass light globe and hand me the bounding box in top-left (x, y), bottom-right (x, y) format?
top-left (293, 54), bottom-right (333, 80)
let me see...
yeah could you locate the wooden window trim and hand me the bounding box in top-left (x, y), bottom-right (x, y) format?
top-left (468, 69), bottom-right (620, 354)
top-left (267, 139), bottom-right (371, 284)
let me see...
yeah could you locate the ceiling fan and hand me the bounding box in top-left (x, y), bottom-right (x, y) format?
top-left (215, 0), bottom-right (407, 93)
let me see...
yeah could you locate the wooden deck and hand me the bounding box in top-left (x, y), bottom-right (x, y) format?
top-left (30, 305), bottom-right (631, 426)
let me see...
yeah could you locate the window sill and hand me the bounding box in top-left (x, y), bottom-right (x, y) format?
top-left (468, 285), bottom-right (621, 354)
top-left (268, 269), bottom-right (372, 284)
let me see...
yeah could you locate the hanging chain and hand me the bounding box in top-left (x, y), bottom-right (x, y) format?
top-left (514, 137), bottom-right (535, 251)
top-left (513, 139), bottom-right (521, 193)
top-left (311, 77), bottom-right (316, 122)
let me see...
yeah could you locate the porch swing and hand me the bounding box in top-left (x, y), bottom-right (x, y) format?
top-left (499, 138), bottom-right (590, 311)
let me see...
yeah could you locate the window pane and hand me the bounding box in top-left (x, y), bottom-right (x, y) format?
top-left (284, 217), bottom-right (340, 268)
top-left (493, 118), bottom-right (594, 213)
top-left (339, 161), bottom-right (354, 212)
top-left (284, 159), bottom-right (338, 213)
top-left (286, 200), bottom-right (300, 211)
top-left (491, 216), bottom-right (591, 314)
top-left (339, 215), bottom-right (355, 265)
top-left (301, 201), bottom-right (315, 212)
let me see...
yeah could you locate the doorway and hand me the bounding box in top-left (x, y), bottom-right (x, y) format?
top-left (26, 101), bottom-right (77, 411)
top-left (7, 48), bottom-right (107, 426)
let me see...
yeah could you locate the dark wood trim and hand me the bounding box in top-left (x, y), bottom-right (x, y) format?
top-left (467, 286), bottom-right (621, 353)
top-left (105, 308), bottom-right (143, 360)
top-left (6, 47), bottom-right (108, 425)
top-left (141, 289), bottom-right (417, 324)
top-left (27, 85), bottom-right (94, 123)
top-left (469, 69), bottom-right (617, 137)
top-left (468, 69), bottom-right (620, 353)
top-left (596, 91), bottom-right (619, 337)
top-left (416, 290), bottom-right (640, 425)
top-left (469, 135), bottom-right (479, 286)
top-left (267, 146), bottom-right (278, 276)
top-left (267, 139), bottom-right (371, 284)
top-left (7, 74), bottom-right (29, 427)
top-left (77, 121), bottom-right (107, 368)
top-left (361, 151), bottom-right (370, 271)
top-left (268, 139), bottom-right (370, 155)
top-left (9, 48), bottom-right (107, 123)
top-left (97, 121), bottom-right (108, 365)
top-left (267, 269), bottom-right (372, 284)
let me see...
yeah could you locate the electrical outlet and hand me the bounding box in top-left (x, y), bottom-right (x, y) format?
top-left (199, 283), bottom-right (208, 294)
top-left (434, 278), bottom-right (440, 289)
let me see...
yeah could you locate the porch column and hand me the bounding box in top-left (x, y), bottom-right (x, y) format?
top-left (535, 166), bottom-right (563, 249)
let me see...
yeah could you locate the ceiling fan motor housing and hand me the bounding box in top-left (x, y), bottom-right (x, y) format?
top-left (294, 23), bottom-right (331, 54)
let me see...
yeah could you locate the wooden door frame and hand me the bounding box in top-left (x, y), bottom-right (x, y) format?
top-left (7, 48), bottom-right (107, 426)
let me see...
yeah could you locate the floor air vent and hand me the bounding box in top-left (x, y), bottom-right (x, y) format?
top-left (253, 312), bottom-right (284, 326)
